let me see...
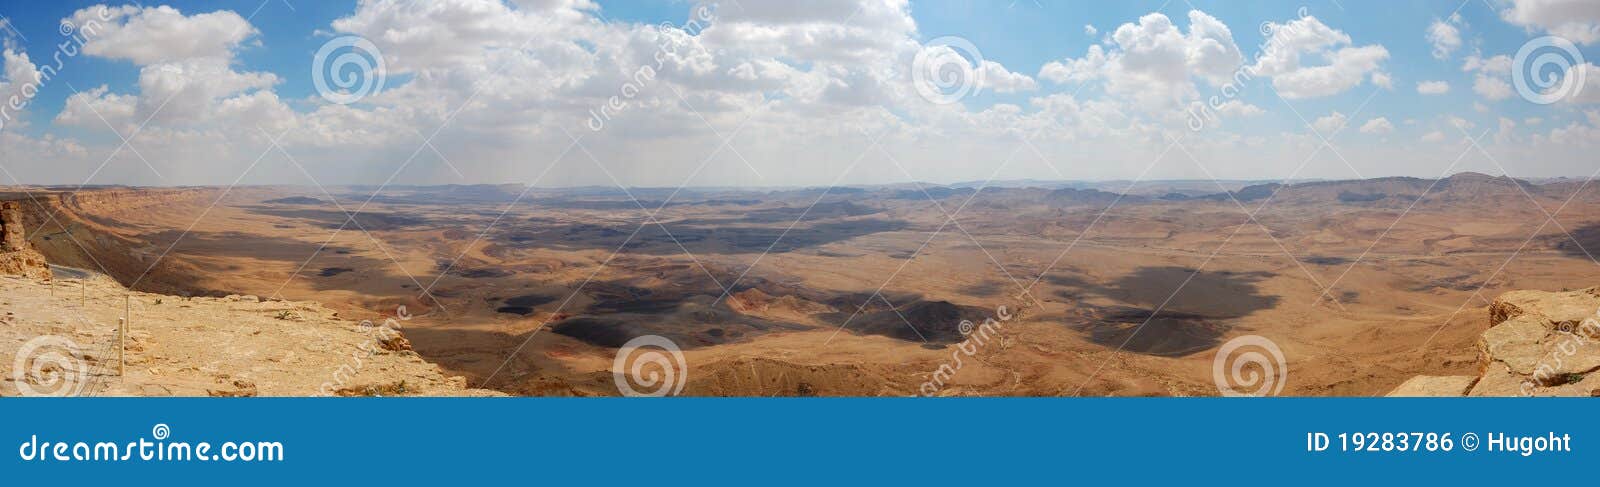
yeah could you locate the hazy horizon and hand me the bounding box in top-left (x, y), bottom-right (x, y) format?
top-left (0, 169), bottom-right (1587, 192)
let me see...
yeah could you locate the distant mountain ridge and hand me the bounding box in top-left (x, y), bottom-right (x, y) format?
top-left (1185, 172), bottom-right (1576, 207)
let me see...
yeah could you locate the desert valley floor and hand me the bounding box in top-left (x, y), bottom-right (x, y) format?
top-left (4, 172), bottom-right (1599, 396)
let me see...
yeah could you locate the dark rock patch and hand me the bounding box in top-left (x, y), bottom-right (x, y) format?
top-left (319, 267), bottom-right (354, 277)
top-left (263, 196), bottom-right (325, 205)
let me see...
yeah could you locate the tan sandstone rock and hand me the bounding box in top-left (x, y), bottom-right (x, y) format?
top-left (1385, 375), bottom-right (1478, 397)
top-left (0, 275), bottom-right (505, 397)
top-left (1395, 286), bottom-right (1600, 397)
top-left (1478, 315), bottom-right (1551, 376)
top-left (0, 201), bottom-right (50, 281)
top-left (0, 201), bottom-right (25, 251)
top-left (1490, 287), bottom-right (1600, 329)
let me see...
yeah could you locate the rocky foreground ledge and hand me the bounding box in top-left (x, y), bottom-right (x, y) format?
top-left (1389, 287), bottom-right (1600, 397)
top-left (0, 274), bottom-right (502, 397)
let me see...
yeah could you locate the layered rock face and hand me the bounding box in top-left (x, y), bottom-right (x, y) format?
top-left (1, 201), bottom-right (26, 251)
top-left (0, 201), bottom-right (50, 281)
top-left (1389, 287), bottom-right (1600, 397)
top-left (6, 189), bottom-right (220, 294)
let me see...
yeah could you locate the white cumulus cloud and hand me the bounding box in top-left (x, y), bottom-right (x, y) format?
top-left (1312, 111), bottom-right (1348, 134)
top-left (1359, 117), bottom-right (1393, 135)
top-left (1040, 11), bottom-right (1243, 110)
top-left (1500, 0), bottom-right (1600, 45)
top-left (73, 5), bottom-right (257, 65)
top-left (1250, 14), bottom-right (1389, 99)
top-left (1417, 80), bottom-right (1450, 94)
top-left (1427, 15), bottom-right (1463, 59)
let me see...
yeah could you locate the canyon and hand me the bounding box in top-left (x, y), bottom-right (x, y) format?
top-left (2, 172), bottom-right (1597, 396)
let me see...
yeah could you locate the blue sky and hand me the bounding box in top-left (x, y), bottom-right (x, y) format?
top-left (0, 0), bottom-right (1596, 186)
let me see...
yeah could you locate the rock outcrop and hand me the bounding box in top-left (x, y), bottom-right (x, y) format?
top-left (0, 275), bottom-right (502, 397)
top-left (1388, 286), bottom-right (1600, 397)
top-left (0, 201), bottom-right (24, 251)
top-left (0, 201), bottom-right (50, 281)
